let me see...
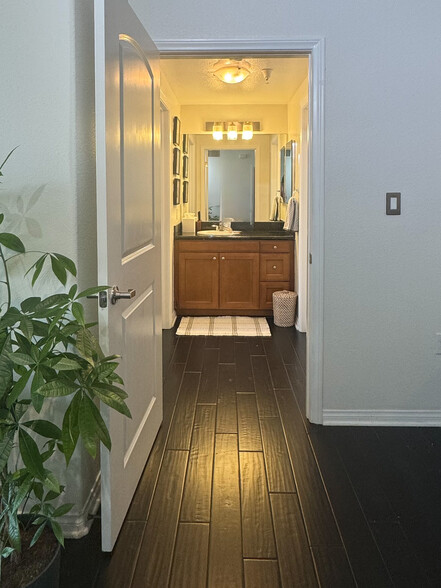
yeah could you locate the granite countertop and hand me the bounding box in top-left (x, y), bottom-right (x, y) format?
top-left (175, 221), bottom-right (294, 241)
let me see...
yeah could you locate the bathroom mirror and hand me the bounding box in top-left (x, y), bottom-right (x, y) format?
top-left (206, 149), bottom-right (255, 222)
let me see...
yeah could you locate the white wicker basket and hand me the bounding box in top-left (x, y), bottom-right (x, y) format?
top-left (272, 290), bottom-right (297, 327)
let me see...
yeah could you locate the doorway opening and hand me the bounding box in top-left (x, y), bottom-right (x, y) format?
top-left (157, 40), bottom-right (325, 424)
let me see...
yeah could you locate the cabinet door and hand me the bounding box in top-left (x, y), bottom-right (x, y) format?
top-left (178, 252), bottom-right (219, 309)
top-left (260, 282), bottom-right (291, 310)
top-left (219, 253), bottom-right (259, 309)
top-left (260, 253), bottom-right (291, 281)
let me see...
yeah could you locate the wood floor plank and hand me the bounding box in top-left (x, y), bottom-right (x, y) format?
top-left (173, 336), bottom-right (192, 363)
top-left (270, 493), bottom-right (318, 587)
top-left (244, 560), bottom-right (280, 588)
top-left (185, 336), bottom-right (205, 372)
top-left (251, 356), bottom-right (279, 418)
top-left (96, 521), bottom-right (144, 588)
top-left (247, 337), bottom-right (265, 355)
top-left (237, 394), bottom-right (262, 451)
top-left (260, 417), bottom-right (296, 493)
top-left (127, 362), bottom-right (185, 521)
top-left (180, 405), bottom-right (216, 522)
top-left (198, 348), bottom-right (219, 403)
top-left (219, 336), bottom-right (235, 363)
top-left (216, 364), bottom-right (237, 433)
top-left (311, 546), bottom-right (355, 587)
top-left (309, 425), bottom-right (393, 587)
top-left (235, 341), bottom-right (254, 392)
top-left (208, 434), bottom-right (243, 587)
top-left (285, 362), bottom-right (307, 418)
top-left (275, 388), bottom-right (342, 546)
top-left (205, 336), bottom-right (220, 348)
top-left (240, 452), bottom-right (276, 558)
top-left (169, 523), bottom-right (210, 588)
top-left (167, 372), bottom-right (200, 450)
top-left (132, 450), bottom-right (188, 587)
top-left (263, 338), bottom-right (291, 389)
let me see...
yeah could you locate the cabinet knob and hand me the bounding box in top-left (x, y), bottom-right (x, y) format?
top-left (221, 256), bottom-right (225, 260)
top-left (212, 256), bottom-right (217, 260)
top-left (273, 265), bottom-right (277, 269)
top-left (273, 245), bottom-right (277, 249)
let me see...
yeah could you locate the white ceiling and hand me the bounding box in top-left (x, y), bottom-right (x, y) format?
top-left (160, 56), bottom-right (309, 105)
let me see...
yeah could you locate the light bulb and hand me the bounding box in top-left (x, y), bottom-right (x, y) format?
top-left (242, 122), bottom-right (253, 140)
top-left (227, 123), bottom-right (238, 140)
top-left (212, 123), bottom-right (223, 141)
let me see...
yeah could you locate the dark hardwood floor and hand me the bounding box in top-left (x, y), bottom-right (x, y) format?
top-left (61, 321), bottom-right (441, 587)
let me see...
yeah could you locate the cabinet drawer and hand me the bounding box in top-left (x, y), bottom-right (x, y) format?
top-left (260, 240), bottom-right (292, 253)
top-left (260, 253), bottom-right (291, 281)
top-left (259, 282), bottom-right (291, 310)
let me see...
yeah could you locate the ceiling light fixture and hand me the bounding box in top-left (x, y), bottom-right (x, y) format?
top-left (212, 59), bottom-right (252, 84)
top-left (227, 123), bottom-right (238, 140)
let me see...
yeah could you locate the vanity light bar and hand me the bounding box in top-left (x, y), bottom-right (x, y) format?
top-left (205, 121), bottom-right (261, 133)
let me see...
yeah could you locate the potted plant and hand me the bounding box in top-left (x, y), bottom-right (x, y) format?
top-left (0, 150), bottom-right (131, 587)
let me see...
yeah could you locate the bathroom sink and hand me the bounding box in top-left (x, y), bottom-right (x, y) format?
top-left (197, 230), bottom-right (242, 236)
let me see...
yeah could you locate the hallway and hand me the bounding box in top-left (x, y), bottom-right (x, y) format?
top-left (61, 321), bottom-right (441, 587)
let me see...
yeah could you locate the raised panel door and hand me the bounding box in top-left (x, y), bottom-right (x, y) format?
top-left (178, 252), bottom-right (219, 309)
top-left (219, 253), bottom-right (259, 309)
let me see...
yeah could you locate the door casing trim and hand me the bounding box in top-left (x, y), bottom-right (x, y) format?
top-left (158, 38), bottom-right (325, 423)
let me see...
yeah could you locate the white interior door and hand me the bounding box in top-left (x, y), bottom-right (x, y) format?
top-left (94, 0), bottom-right (162, 551)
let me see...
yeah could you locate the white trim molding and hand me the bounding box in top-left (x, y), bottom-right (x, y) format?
top-left (61, 472), bottom-right (101, 539)
top-left (157, 38), bottom-right (326, 425)
top-left (323, 409), bottom-right (441, 427)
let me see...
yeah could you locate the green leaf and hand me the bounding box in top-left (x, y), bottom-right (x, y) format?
top-left (31, 369), bottom-right (44, 412)
top-left (78, 395), bottom-right (98, 458)
top-left (30, 523), bottom-right (46, 548)
top-left (7, 351), bottom-right (34, 366)
top-left (75, 328), bottom-right (98, 361)
top-left (34, 294), bottom-right (69, 312)
top-left (53, 357), bottom-right (83, 371)
top-left (71, 301), bottom-right (85, 326)
top-left (93, 382), bottom-right (128, 400)
top-left (30, 255), bottom-right (46, 286)
top-left (85, 394), bottom-right (111, 450)
top-left (93, 362), bottom-right (119, 381)
top-left (6, 369), bottom-right (32, 408)
top-left (0, 232), bottom-right (25, 253)
top-left (20, 297), bottom-right (42, 313)
top-left (19, 429), bottom-right (45, 480)
top-left (61, 393), bottom-right (80, 465)
top-left (0, 433), bottom-right (14, 472)
top-left (8, 512), bottom-right (21, 551)
top-left (43, 471), bottom-right (60, 494)
top-left (53, 503), bottom-right (73, 518)
top-left (0, 334), bottom-right (12, 396)
top-left (93, 387), bottom-right (131, 418)
top-left (68, 284), bottom-right (78, 299)
top-left (50, 255), bottom-right (67, 285)
top-left (33, 482), bottom-right (44, 501)
top-left (1, 546), bottom-right (15, 558)
top-left (23, 419), bottom-right (62, 440)
top-left (19, 316), bottom-right (34, 340)
top-left (35, 379), bottom-right (78, 397)
top-left (76, 285), bottom-right (108, 299)
top-left (53, 253), bottom-right (77, 277)
top-left (50, 520), bottom-right (64, 546)
top-left (12, 476), bottom-right (33, 511)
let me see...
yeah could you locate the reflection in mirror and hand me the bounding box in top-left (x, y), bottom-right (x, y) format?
top-left (207, 149), bottom-right (255, 222)
top-left (281, 140), bottom-right (296, 202)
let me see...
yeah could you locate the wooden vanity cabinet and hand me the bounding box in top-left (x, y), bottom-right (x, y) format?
top-left (175, 239), bottom-right (293, 315)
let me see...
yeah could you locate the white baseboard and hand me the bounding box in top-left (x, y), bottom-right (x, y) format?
top-left (322, 409), bottom-right (441, 427)
top-left (60, 472), bottom-right (101, 539)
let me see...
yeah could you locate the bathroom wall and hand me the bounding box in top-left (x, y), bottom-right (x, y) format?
top-left (134, 0), bottom-right (441, 419)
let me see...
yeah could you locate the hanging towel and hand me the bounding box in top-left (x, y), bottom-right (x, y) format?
top-left (283, 193), bottom-right (299, 231)
top-left (270, 194), bottom-right (283, 221)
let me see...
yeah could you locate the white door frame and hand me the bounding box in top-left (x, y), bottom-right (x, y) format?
top-left (157, 39), bottom-right (325, 424)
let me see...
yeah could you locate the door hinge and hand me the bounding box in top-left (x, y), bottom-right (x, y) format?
top-left (309, 253), bottom-right (312, 264)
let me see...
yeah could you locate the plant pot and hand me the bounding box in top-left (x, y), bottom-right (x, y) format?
top-left (25, 543), bottom-right (60, 588)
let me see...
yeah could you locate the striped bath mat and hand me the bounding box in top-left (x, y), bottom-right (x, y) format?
top-left (177, 316), bottom-right (271, 337)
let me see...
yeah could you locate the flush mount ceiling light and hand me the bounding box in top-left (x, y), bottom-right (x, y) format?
top-left (211, 59), bottom-right (252, 84)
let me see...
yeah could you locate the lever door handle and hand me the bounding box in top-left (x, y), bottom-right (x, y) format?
top-left (111, 286), bottom-right (136, 305)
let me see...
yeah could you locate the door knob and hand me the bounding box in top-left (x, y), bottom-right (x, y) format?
top-left (111, 286), bottom-right (136, 305)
